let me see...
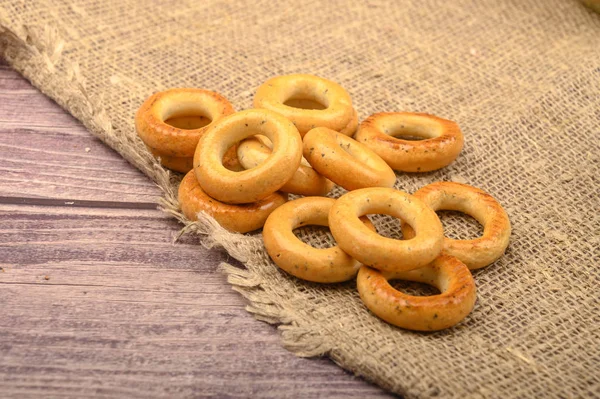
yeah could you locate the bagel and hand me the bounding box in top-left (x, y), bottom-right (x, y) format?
top-left (357, 254), bottom-right (477, 331)
top-left (355, 112), bottom-right (463, 172)
top-left (303, 127), bottom-right (396, 190)
top-left (237, 136), bottom-right (333, 196)
top-left (136, 88), bottom-right (234, 158)
top-left (254, 74), bottom-right (356, 136)
top-left (178, 170), bottom-right (287, 233)
top-left (402, 182), bottom-right (511, 269)
top-left (329, 187), bottom-right (444, 272)
top-left (263, 197), bottom-right (375, 283)
top-left (194, 109), bottom-right (303, 204)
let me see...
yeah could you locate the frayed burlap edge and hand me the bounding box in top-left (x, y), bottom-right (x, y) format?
top-left (0, 15), bottom-right (387, 396)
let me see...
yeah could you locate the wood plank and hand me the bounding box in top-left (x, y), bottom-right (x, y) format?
top-left (0, 64), bottom-right (159, 203)
top-left (0, 64), bottom-right (99, 134)
top-left (0, 204), bottom-right (389, 398)
top-left (0, 204), bottom-right (231, 275)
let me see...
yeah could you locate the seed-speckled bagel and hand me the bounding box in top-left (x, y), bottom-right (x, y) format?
top-left (329, 187), bottom-right (444, 272)
top-left (136, 88), bottom-right (234, 159)
top-left (402, 181), bottom-right (511, 269)
top-left (237, 136), bottom-right (333, 196)
top-left (194, 109), bottom-right (303, 204)
top-left (263, 197), bottom-right (374, 283)
top-left (357, 254), bottom-right (477, 331)
top-left (178, 170), bottom-right (287, 233)
top-left (254, 74), bottom-right (356, 136)
top-left (355, 112), bottom-right (463, 172)
top-left (303, 127), bottom-right (396, 191)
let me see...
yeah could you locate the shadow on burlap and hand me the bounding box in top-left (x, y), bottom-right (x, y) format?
top-left (1, 1), bottom-right (599, 397)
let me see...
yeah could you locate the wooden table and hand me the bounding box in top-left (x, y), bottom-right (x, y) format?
top-left (0, 59), bottom-right (390, 398)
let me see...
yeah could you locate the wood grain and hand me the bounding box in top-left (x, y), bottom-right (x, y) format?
top-left (0, 64), bottom-right (158, 203)
top-left (0, 61), bottom-right (391, 398)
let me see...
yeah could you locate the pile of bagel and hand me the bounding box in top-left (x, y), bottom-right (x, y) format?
top-left (135, 74), bottom-right (511, 331)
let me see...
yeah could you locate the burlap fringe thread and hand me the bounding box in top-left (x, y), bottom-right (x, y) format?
top-left (0, 15), bottom-right (340, 387)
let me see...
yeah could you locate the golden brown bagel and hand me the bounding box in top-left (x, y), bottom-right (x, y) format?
top-left (357, 254), bottom-right (477, 331)
top-left (135, 88), bottom-right (234, 159)
top-left (178, 170), bottom-right (287, 233)
top-left (194, 109), bottom-right (303, 204)
top-left (237, 136), bottom-right (333, 196)
top-left (329, 187), bottom-right (444, 272)
top-left (355, 112), bottom-right (463, 172)
top-left (253, 74), bottom-right (356, 137)
top-left (303, 127), bottom-right (396, 191)
top-left (263, 197), bottom-right (375, 283)
top-left (402, 181), bottom-right (511, 269)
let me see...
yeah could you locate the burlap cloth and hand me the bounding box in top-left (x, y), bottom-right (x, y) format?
top-left (1, 1), bottom-right (599, 397)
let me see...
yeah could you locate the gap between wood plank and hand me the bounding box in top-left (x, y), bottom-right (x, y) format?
top-left (0, 196), bottom-right (157, 210)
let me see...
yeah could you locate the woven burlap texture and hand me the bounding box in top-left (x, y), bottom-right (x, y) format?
top-left (1, 1), bottom-right (599, 397)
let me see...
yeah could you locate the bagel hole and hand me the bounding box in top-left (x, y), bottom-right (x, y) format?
top-left (437, 210), bottom-right (483, 239)
top-left (391, 134), bottom-right (425, 141)
top-left (293, 225), bottom-right (336, 249)
top-left (165, 115), bottom-right (212, 130)
top-left (389, 280), bottom-right (441, 296)
top-left (367, 214), bottom-right (405, 240)
top-left (386, 125), bottom-right (436, 140)
top-left (284, 95), bottom-right (327, 110)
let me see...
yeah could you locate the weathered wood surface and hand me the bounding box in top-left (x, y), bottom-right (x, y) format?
top-left (0, 61), bottom-right (390, 398)
top-left (0, 62), bottom-right (158, 203)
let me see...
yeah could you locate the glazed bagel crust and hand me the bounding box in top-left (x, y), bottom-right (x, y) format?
top-left (355, 112), bottom-right (464, 172)
top-left (194, 109), bottom-right (303, 204)
top-left (237, 136), bottom-right (333, 196)
top-left (402, 181), bottom-right (511, 269)
top-left (303, 127), bottom-right (396, 191)
top-left (253, 74), bottom-right (355, 136)
top-left (329, 188), bottom-right (444, 272)
top-left (136, 88), bottom-right (234, 157)
top-left (178, 171), bottom-right (287, 233)
top-left (263, 197), bottom-right (375, 283)
top-left (357, 254), bottom-right (477, 331)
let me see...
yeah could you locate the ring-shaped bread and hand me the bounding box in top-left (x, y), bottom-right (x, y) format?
top-left (402, 182), bottom-right (511, 269)
top-left (178, 171), bottom-right (287, 233)
top-left (357, 254), bottom-right (477, 331)
top-left (329, 187), bottom-right (444, 272)
top-left (194, 109), bottom-right (303, 204)
top-left (303, 127), bottom-right (396, 190)
top-left (263, 197), bottom-right (374, 283)
top-left (237, 136), bottom-right (333, 196)
top-left (355, 112), bottom-right (464, 172)
top-left (136, 88), bottom-right (234, 158)
top-left (253, 74), bottom-right (355, 136)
